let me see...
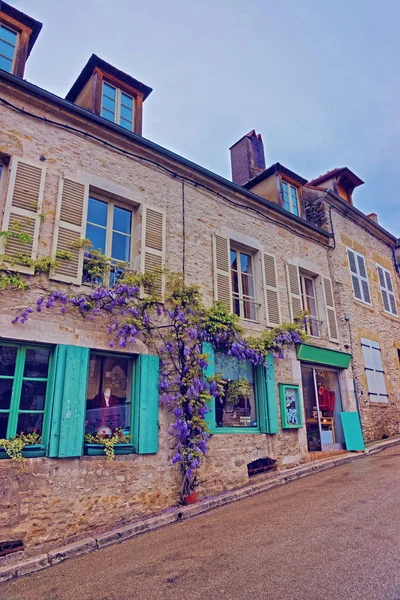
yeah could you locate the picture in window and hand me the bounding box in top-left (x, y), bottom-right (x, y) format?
top-left (214, 352), bottom-right (257, 428)
top-left (85, 354), bottom-right (132, 436)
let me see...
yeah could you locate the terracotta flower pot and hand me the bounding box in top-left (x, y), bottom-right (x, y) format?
top-left (184, 491), bottom-right (197, 504)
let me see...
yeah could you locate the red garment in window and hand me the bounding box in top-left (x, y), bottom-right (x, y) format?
top-left (318, 386), bottom-right (335, 411)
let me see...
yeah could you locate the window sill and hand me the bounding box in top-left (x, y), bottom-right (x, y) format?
top-left (381, 310), bottom-right (399, 321)
top-left (84, 443), bottom-right (135, 456)
top-left (0, 445), bottom-right (45, 459)
top-left (210, 427), bottom-right (262, 435)
top-left (352, 298), bottom-right (374, 311)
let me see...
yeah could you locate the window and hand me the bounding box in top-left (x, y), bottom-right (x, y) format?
top-left (377, 264), bottom-right (397, 316)
top-left (84, 195), bottom-right (133, 285)
top-left (85, 353), bottom-right (133, 436)
top-left (101, 82), bottom-right (134, 131)
top-left (230, 247), bottom-right (256, 320)
top-left (0, 344), bottom-right (52, 439)
top-left (214, 352), bottom-right (257, 428)
top-left (0, 24), bottom-right (17, 73)
top-left (347, 249), bottom-right (371, 304)
top-left (282, 181), bottom-right (299, 216)
top-left (300, 274), bottom-right (319, 337)
top-left (361, 338), bottom-right (388, 403)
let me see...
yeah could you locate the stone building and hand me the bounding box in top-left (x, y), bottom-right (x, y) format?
top-left (0, 2), bottom-right (399, 560)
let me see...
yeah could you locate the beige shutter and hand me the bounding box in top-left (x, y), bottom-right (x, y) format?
top-left (0, 158), bottom-right (46, 274)
top-left (50, 175), bottom-right (89, 284)
top-left (141, 206), bottom-right (166, 298)
top-left (212, 233), bottom-right (232, 311)
top-left (261, 252), bottom-right (281, 326)
top-left (286, 262), bottom-right (302, 321)
top-left (322, 276), bottom-right (339, 342)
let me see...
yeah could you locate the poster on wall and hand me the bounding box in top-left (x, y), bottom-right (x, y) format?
top-left (279, 384), bottom-right (302, 429)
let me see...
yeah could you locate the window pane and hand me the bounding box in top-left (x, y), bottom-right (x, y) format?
top-left (243, 299), bottom-right (256, 321)
top-left (17, 412), bottom-right (44, 436)
top-left (292, 205), bottom-right (299, 216)
top-left (0, 379), bottom-right (13, 410)
top-left (231, 270), bottom-right (239, 294)
top-left (0, 54), bottom-right (12, 72)
top-left (0, 346), bottom-right (17, 376)
top-left (304, 277), bottom-right (314, 298)
top-left (101, 108), bottom-right (115, 122)
top-left (113, 206), bottom-right (131, 234)
top-left (111, 232), bottom-right (131, 262)
top-left (0, 39), bottom-right (15, 59)
top-left (230, 249), bottom-right (237, 270)
top-left (87, 197), bottom-right (108, 227)
top-left (120, 104), bottom-right (133, 120)
top-left (0, 413), bottom-right (8, 438)
top-left (120, 118), bottom-right (132, 131)
top-left (0, 25), bottom-right (18, 46)
top-left (86, 223), bottom-right (107, 254)
top-left (240, 252), bottom-right (252, 274)
top-left (282, 181), bottom-right (288, 192)
top-left (214, 353), bottom-right (256, 428)
top-left (241, 273), bottom-right (254, 298)
top-left (121, 93), bottom-right (133, 108)
top-left (103, 83), bottom-right (116, 99)
top-left (86, 354), bottom-right (132, 435)
top-left (24, 348), bottom-right (50, 378)
top-left (233, 297), bottom-right (240, 316)
top-left (20, 381), bottom-right (47, 411)
top-left (102, 95), bottom-right (115, 112)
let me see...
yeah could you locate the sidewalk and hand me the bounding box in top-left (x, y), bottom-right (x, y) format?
top-left (1, 434), bottom-right (399, 583)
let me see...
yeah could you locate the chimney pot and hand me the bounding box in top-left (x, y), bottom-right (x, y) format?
top-left (367, 213), bottom-right (378, 224)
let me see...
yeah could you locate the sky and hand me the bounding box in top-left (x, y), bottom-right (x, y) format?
top-left (12, 0), bottom-right (400, 236)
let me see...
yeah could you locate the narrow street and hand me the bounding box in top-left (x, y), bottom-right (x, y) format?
top-left (3, 446), bottom-right (400, 600)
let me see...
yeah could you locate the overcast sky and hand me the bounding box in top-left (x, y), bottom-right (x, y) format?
top-left (13, 0), bottom-right (400, 236)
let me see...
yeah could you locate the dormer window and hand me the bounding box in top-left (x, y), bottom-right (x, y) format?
top-left (282, 181), bottom-right (299, 216)
top-left (101, 82), bottom-right (134, 131)
top-left (0, 23), bottom-right (17, 73)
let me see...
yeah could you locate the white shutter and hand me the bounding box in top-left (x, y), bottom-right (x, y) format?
top-left (361, 338), bottom-right (388, 402)
top-left (212, 233), bottom-right (232, 311)
top-left (141, 206), bottom-right (166, 298)
top-left (50, 175), bottom-right (89, 284)
top-left (0, 158), bottom-right (46, 274)
top-left (261, 252), bottom-right (281, 326)
top-left (286, 262), bottom-right (302, 321)
top-left (347, 248), bottom-right (371, 304)
top-left (322, 276), bottom-right (339, 342)
top-left (377, 264), bottom-right (397, 316)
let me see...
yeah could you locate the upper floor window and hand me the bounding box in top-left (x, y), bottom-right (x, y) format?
top-left (0, 23), bottom-right (17, 73)
top-left (230, 247), bottom-right (256, 321)
top-left (84, 195), bottom-right (133, 285)
top-left (101, 82), bottom-right (134, 131)
top-left (347, 248), bottom-right (371, 305)
top-left (377, 264), bottom-right (397, 316)
top-left (300, 273), bottom-right (319, 337)
top-left (282, 181), bottom-right (299, 216)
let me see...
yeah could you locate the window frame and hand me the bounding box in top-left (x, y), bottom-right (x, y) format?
top-left (230, 245), bottom-right (258, 322)
top-left (347, 248), bottom-right (372, 305)
top-left (281, 180), bottom-right (300, 216)
top-left (0, 341), bottom-right (54, 444)
top-left (361, 338), bottom-right (388, 403)
top-left (0, 22), bottom-right (18, 74)
top-left (376, 263), bottom-right (398, 317)
top-left (299, 273), bottom-right (320, 337)
top-left (101, 81), bottom-right (135, 131)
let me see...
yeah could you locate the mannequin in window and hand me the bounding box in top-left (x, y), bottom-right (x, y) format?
top-left (92, 387), bottom-right (124, 430)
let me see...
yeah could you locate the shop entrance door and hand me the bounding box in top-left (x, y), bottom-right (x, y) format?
top-left (301, 365), bottom-right (345, 451)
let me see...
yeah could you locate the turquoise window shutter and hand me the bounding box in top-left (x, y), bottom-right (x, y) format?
top-left (134, 354), bottom-right (159, 454)
top-left (255, 355), bottom-right (278, 434)
top-left (48, 345), bottom-right (90, 458)
top-left (255, 364), bottom-right (268, 433)
top-left (201, 342), bottom-right (215, 429)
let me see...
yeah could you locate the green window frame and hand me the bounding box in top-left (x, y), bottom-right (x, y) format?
top-left (279, 384), bottom-right (303, 429)
top-left (0, 342), bottom-right (54, 446)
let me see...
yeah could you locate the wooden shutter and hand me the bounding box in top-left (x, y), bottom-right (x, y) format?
top-left (0, 158), bottom-right (46, 274)
top-left (286, 262), bottom-right (302, 321)
top-left (377, 265), bottom-right (397, 316)
top-left (141, 206), bottom-right (165, 298)
top-left (261, 252), bottom-right (281, 327)
top-left (212, 233), bottom-right (232, 310)
top-left (255, 353), bottom-right (278, 434)
top-left (322, 276), bottom-right (339, 342)
top-left (134, 354), bottom-right (159, 454)
top-left (50, 175), bottom-right (89, 284)
top-left (48, 345), bottom-right (90, 458)
top-left (202, 342), bottom-right (216, 429)
top-left (347, 249), bottom-right (371, 304)
top-left (361, 338), bottom-right (388, 402)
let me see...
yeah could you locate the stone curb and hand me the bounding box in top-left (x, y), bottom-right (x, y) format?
top-left (1, 435), bottom-right (400, 583)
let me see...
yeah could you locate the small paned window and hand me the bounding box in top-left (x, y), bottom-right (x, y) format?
top-left (84, 195), bottom-right (133, 285)
top-left (85, 353), bottom-right (133, 436)
top-left (0, 344), bottom-right (52, 439)
top-left (0, 24), bottom-right (17, 73)
top-left (347, 249), bottom-right (371, 304)
top-left (361, 338), bottom-right (388, 403)
top-left (282, 181), bottom-right (299, 216)
top-left (377, 264), bottom-right (397, 316)
top-left (300, 274), bottom-right (319, 337)
top-left (214, 352), bottom-right (257, 429)
top-left (101, 82), bottom-right (134, 131)
top-left (230, 247), bottom-right (256, 320)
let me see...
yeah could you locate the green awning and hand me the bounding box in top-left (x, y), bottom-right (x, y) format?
top-left (296, 344), bottom-right (351, 369)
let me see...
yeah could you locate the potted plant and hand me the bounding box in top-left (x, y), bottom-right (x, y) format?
top-left (84, 427), bottom-right (133, 460)
top-left (0, 430), bottom-right (44, 462)
top-left (182, 476), bottom-right (200, 505)
top-left (225, 378), bottom-right (251, 406)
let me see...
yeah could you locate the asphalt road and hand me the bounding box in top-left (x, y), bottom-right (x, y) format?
top-left (2, 446), bottom-right (400, 600)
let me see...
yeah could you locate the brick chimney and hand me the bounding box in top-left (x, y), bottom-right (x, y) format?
top-left (230, 130), bottom-right (266, 186)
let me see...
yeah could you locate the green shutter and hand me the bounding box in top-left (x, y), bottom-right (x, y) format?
top-left (255, 354), bottom-right (278, 434)
top-left (134, 354), bottom-right (159, 454)
top-left (202, 342), bottom-right (216, 429)
top-left (48, 345), bottom-right (89, 458)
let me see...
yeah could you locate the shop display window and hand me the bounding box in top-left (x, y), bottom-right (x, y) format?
top-left (214, 352), bottom-right (257, 428)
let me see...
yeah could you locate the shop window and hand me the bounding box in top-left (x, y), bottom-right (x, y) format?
top-left (214, 352), bottom-right (257, 428)
top-left (0, 343), bottom-right (52, 440)
top-left (85, 353), bottom-right (133, 436)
